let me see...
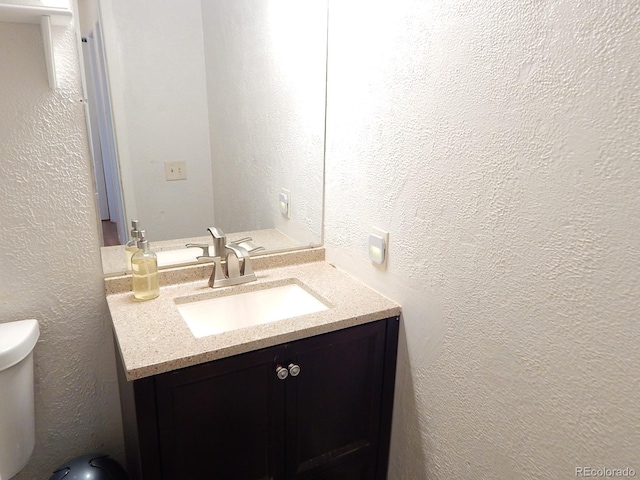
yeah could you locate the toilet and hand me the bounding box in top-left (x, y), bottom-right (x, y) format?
top-left (0, 319), bottom-right (40, 480)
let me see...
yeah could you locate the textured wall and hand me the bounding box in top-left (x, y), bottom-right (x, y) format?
top-left (203, 0), bottom-right (326, 245)
top-left (100, 0), bottom-right (214, 241)
top-left (0, 1), bottom-right (124, 477)
top-left (2, 0), bottom-right (638, 478)
top-left (325, 1), bottom-right (640, 478)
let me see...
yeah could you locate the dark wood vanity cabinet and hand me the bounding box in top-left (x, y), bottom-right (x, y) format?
top-left (117, 317), bottom-right (399, 480)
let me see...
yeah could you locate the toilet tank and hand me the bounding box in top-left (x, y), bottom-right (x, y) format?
top-left (0, 319), bottom-right (40, 480)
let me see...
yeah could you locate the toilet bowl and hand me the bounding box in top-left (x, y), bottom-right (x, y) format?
top-left (0, 319), bottom-right (40, 480)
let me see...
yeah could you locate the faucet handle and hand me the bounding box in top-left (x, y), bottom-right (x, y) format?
top-left (227, 237), bottom-right (265, 254)
top-left (185, 243), bottom-right (211, 257)
top-left (225, 243), bottom-right (248, 259)
top-left (225, 244), bottom-right (256, 276)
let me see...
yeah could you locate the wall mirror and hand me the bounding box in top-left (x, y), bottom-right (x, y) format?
top-left (79, 0), bottom-right (328, 276)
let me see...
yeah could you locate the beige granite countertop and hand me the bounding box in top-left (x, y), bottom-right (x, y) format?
top-left (106, 248), bottom-right (401, 381)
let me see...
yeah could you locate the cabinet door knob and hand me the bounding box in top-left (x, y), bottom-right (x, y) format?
top-left (288, 363), bottom-right (301, 377)
top-left (276, 365), bottom-right (289, 380)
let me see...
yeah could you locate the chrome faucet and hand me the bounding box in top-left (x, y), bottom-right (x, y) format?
top-left (189, 227), bottom-right (259, 288)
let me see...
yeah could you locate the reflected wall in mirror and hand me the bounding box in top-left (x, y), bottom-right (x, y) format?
top-left (80, 0), bottom-right (328, 275)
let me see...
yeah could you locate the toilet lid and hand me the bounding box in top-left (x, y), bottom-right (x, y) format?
top-left (0, 319), bottom-right (40, 371)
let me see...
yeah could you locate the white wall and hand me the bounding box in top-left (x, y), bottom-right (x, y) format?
top-left (202, 0), bottom-right (326, 245)
top-left (325, 1), bottom-right (640, 478)
top-left (100, 0), bottom-right (214, 241)
top-left (0, 0), bottom-right (124, 477)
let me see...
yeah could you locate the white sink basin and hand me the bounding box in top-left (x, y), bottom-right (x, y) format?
top-left (176, 282), bottom-right (330, 338)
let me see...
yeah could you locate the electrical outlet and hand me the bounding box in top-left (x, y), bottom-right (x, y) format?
top-left (165, 161), bottom-right (187, 181)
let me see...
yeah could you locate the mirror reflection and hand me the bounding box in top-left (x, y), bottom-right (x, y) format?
top-left (80, 0), bottom-right (328, 275)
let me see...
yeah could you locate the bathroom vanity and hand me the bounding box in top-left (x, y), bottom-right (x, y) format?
top-left (106, 248), bottom-right (400, 480)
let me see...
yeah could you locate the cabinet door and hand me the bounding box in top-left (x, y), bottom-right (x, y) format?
top-left (285, 321), bottom-right (387, 479)
top-left (155, 345), bottom-right (287, 480)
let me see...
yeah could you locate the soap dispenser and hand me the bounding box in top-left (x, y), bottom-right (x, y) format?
top-left (131, 230), bottom-right (159, 301)
top-left (125, 220), bottom-right (141, 271)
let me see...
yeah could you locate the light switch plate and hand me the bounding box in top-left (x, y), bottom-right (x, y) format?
top-left (165, 161), bottom-right (187, 181)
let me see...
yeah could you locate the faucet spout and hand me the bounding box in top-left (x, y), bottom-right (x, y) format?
top-left (207, 227), bottom-right (227, 257)
top-left (207, 257), bottom-right (226, 288)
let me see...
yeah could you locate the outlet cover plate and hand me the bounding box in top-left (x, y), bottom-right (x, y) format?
top-left (165, 161), bottom-right (187, 181)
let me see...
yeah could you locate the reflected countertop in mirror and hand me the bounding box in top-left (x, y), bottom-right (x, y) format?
top-left (101, 228), bottom-right (307, 277)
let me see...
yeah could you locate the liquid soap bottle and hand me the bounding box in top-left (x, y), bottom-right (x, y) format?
top-left (125, 220), bottom-right (141, 271)
top-left (131, 230), bottom-right (160, 301)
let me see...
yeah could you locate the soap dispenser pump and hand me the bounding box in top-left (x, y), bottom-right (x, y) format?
top-left (131, 230), bottom-right (159, 301)
top-left (125, 220), bottom-right (141, 271)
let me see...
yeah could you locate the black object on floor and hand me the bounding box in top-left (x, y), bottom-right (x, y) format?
top-left (48, 453), bottom-right (128, 480)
